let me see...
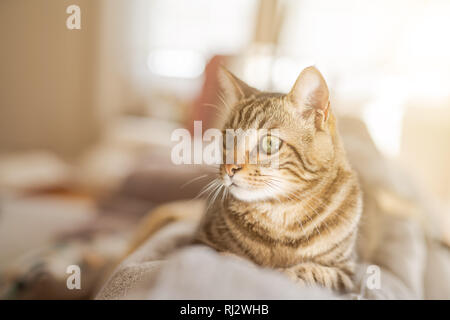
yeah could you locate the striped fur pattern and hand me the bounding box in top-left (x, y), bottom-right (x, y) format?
top-left (195, 67), bottom-right (362, 291)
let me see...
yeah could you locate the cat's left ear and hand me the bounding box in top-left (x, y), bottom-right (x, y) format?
top-left (218, 66), bottom-right (260, 107)
top-left (288, 66), bottom-right (330, 127)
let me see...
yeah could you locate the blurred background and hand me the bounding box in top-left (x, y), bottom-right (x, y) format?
top-left (0, 0), bottom-right (449, 298)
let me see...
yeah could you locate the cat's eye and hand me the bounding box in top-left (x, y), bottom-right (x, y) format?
top-left (260, 135), bottom-right (282, 155)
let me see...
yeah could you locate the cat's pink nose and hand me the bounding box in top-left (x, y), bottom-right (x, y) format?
top-left (225, 164), bottom-right (242, 177)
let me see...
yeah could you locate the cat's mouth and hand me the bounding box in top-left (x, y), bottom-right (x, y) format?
top-left (222, 174), bottom-right (235, 187)
top-left (227, 183), bottom-right (272, 202)
top-left (223, 176), bottom-right (245, 192)
top-left (223, 176), bottom-right (273, 202)
top-left (224, 178), bottom-right (243, 190)
top-left (227, 181), bottom-right (240, 190)
top-left (223, 174), bottom-right (260, 191)
top-left (222, 173), bottom-right (275, 202)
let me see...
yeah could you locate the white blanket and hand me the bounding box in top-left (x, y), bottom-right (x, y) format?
top-left (96, 218), bottom-right (450, 300)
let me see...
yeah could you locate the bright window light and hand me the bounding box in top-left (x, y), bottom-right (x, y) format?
top-left (363, 80), bottom-right (407, 158)
top-left (147, 0), bottom-right (257, 55)
top-left (147, 49), bottom-right (205, 79)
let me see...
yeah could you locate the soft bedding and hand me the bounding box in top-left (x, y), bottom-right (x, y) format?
top-left (96, 217), bottom-right (450, 300)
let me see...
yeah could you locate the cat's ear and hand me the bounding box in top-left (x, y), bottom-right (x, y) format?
top-left (218, 66), bottom-right (259, 106)
top-left (288, 66), bottom-right (330, 125)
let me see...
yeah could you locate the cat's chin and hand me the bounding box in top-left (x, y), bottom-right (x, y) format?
top-left (228, 185), bottom-right (275, 202)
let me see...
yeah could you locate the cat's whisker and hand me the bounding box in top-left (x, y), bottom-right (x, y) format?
top-left (221, 185), bottom-right (229, 203)
top-left (207, 182), bottom-right (225, 209)
top-left (180, 174), bottom-right (210, 189)
top-left (262, 181), bottom-right (282, 203)
top-left (196, 179), bottom-right (220, 199)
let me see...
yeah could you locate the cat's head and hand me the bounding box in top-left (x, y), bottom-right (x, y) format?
top-left (218, 66), bottom-right (341, 202)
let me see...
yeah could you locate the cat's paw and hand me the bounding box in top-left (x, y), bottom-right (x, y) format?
top-left (279, 263), bottom-right (355, 291)
top-left (277, 267), bottom-right (307, 286)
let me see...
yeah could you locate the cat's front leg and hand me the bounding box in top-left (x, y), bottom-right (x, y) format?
top-left (280, 262), bottom-right (354, 292)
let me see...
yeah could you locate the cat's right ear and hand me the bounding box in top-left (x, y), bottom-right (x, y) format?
top-left (287, 66), bottom-right (330, 125)
top-left (218, 66), bottom-right (259, 106)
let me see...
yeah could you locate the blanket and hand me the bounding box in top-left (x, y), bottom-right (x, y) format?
top-left (96, 218), bottom-right (450, 300)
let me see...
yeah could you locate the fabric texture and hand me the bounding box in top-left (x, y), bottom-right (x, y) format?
top-left (96, 218), bottom-right (450, 300)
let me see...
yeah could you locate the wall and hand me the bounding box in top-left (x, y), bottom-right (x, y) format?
top-left (0, 0), bottom-right (101, 158)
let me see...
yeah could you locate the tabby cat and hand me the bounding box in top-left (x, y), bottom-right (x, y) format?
top-left (128, 66), bottom-right (363, 292)
top-left (193, 66), bottom-right (363, 291)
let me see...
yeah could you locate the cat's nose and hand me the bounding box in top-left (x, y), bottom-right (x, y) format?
top-left (225, 164), bottom-right (242, 177)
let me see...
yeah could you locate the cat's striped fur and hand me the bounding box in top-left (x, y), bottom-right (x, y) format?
top-left (194, 66), bottom-right (362, 291)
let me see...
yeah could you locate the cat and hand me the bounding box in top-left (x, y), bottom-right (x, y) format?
top-left (128, 66), bottom-right (363, 292)
top-left (192, 66), bottom-right (362, 291)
